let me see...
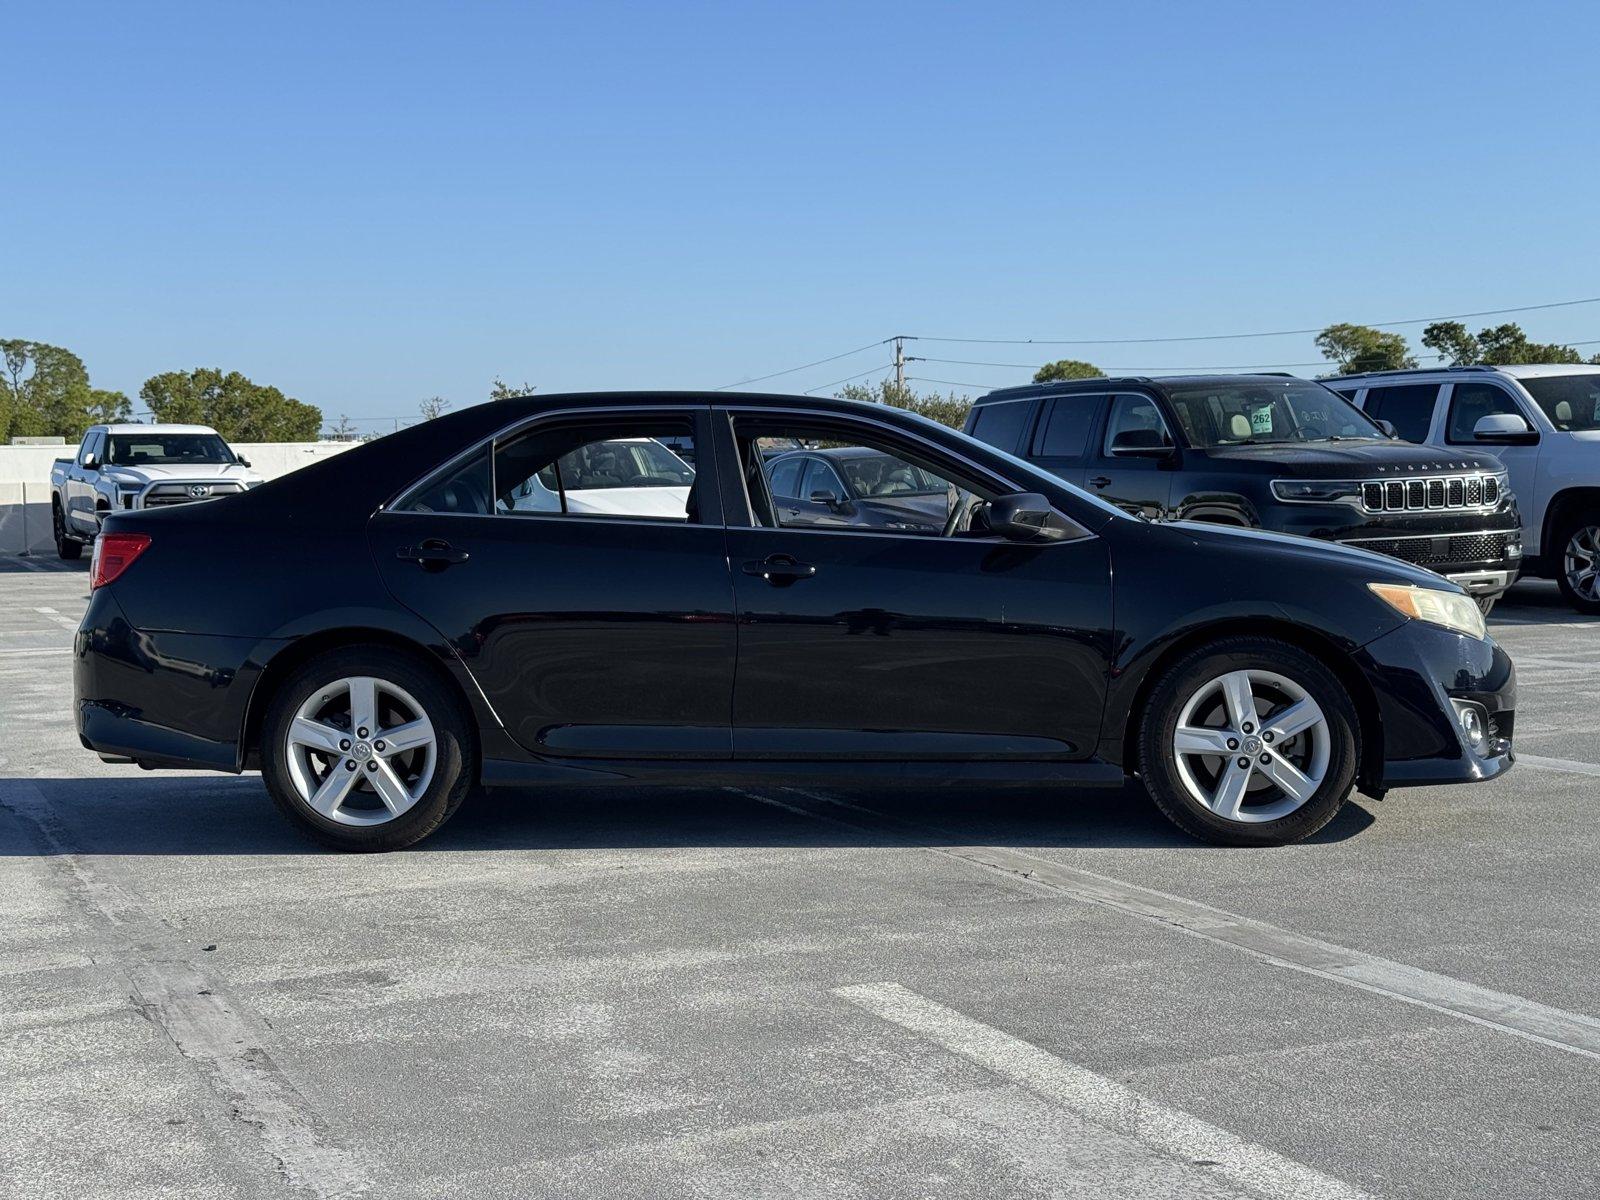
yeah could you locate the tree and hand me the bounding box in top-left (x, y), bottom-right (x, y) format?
top-left (86, 388), bottom-right (132, 424)
top-left (838, 380), bottom-right (972, 429)
top-left (1422, 320), bottom-right (1591, 366)
top-left (1420, 321), bottom-right (1480, 366)
top-left (418, 396), bottom-right (451, 421)
top-left (1033, 359), bottom-right (1104, 383)
top-left (140, 368), bottom-right (322, 442)
top-left (490, 377), bottom-right (535, 400)
top-left (0, 340), bottom-right (95, 441)
top-left (326, 414), bottom-right (358, 440)
top-left (1315, 323), bottom-right (1416, 375)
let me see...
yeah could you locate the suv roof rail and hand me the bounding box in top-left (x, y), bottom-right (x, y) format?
top-left (978, 376), bottom-right (1153, 402)
top-left (1335, 364), bottom-right (1497, 380)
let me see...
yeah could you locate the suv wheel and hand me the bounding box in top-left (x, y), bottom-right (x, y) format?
top-left (1556, 514), bottom-right (1600, 614)
top-left (1138, 637), bottom-right (1358, 846)
top-left (260, 647), bottom-right (474, 851)
top-left (53, 502), bottom-right (83, 560)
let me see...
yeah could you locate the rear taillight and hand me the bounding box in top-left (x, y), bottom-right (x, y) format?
top-left (90, 533), bottom-right (151, 590)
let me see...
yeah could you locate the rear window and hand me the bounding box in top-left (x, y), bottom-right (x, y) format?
top-left (1363, 384), bottom-right (1439, 443)
top-left (967, 398), bottom-right (1034, 454)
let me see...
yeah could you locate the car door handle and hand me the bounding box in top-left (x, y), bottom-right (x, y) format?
top-left (397, 539), bottom-right (470, 570)
top-left (742, 554), bottom-right (817, 585)
top-left (1088, 476), bottom-right (1112, 489)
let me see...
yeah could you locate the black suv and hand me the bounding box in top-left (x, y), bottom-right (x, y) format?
top-left (964, 374), bottom-right (1522, 610)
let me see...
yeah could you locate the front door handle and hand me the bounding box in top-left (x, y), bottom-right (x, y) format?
top-left (398, 538), bottom-right (470, 570)
top-left (742, 554), bottom-right (817, 586)
top-left (1088, 476), bottom-right (1112, 489)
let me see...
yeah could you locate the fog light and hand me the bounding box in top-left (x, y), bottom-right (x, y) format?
top-left (1508, 539), bottom-right (1522, 559)
top-left (1450, 699), bottom-right (1492, 755)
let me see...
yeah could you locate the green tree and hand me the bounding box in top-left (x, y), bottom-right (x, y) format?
top-left (838, 380), bottom-right (972, 429)
top-left (86, 388), bottom-right (132, 424)
top-left (1420, 321), bottom-right (1480, 366)
top-left (1033, 359), bottom-right (1104, 383)
top-left (1422, 320), bottom-right (1592, 366)
top-left (1315, 323), bottom-right (1416, 375)
top-left (0, 340), bottom-right (95, 441)
top-left (139, 368), bottom-right (322, 442)
top-left (490, 377), bottom-right (535, 400)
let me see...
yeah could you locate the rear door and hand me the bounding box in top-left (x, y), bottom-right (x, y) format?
top-left (1361, 384), bottom-right (1441, 444)
top-left (1026, 392), bottom-right (1108, 489)
top-left (370, 406), bottom-right (738, 760)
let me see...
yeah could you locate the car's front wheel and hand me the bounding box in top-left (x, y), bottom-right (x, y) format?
top-left (260, 646), bottom-right (474, 851)
top-left (1555, 513), bottom-right (1600, 615)
top-left (1138, 637), bottom-right (1358, 846)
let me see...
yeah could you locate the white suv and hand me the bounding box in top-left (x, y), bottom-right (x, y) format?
top-left (1327, 365), bottom-right (1600, 612)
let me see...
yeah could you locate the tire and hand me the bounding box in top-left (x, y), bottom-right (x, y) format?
top-left (1553, 511), bottom-right (1600, 615)
top-left (53, 503), bottom-right (83, 560)
top-left (260, 646), bottom-right (475, 851)
top-left (1137, 636), bottom-right (1359, 847)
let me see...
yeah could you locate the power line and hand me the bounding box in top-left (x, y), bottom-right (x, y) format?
top-left (910, 296), bottom-right (1600, 346)
top-left (716, 339), bottom-right (888, 390)
top-left (803, 364), bottom-right (894, 395)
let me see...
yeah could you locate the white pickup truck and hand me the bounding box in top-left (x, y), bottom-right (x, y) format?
top-left (1327, 364), bottom-right (1600, 612)
top-left (49, 423), bottom-right (263, 559)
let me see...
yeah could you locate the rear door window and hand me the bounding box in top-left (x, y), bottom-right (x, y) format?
top-left (1033, 394), bottom-right (1103, 459)
top-left (1363, 384), bottom-right (1439, 443)
top-left (967, 398), bottom-right (1035, 455)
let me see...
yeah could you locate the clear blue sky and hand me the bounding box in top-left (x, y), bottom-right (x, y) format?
top-left (5, 1), bottom-right (1598, 431)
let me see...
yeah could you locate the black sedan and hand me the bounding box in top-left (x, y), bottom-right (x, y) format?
top-left (74, 391), bottom-right (1515, 851)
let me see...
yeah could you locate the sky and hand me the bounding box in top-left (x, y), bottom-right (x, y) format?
top-left (5, 0), bottom-right (1599, 433)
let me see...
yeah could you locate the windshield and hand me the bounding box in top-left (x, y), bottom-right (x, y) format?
top-left (837, 452), bottom-right (949, 497)
top-left (538, 439), bottom-right (694, 491)
top-left (1163, 380), bottom-right (1385, 448)
top-left (1520, 374), bottom-right (1600, 432)
top-left (105, 433), bottom-right (236, 466)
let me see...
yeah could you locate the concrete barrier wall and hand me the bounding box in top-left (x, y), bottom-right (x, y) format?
top-left (0, 441), bottom-right (357, 556)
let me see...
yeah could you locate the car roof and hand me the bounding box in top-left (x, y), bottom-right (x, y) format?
top-left (973, 374), bottom-right (1303, 404)
top-left (1327, 364), bottom-right (1600, 384)
top-left (96, 423), bottom-right (220, 435)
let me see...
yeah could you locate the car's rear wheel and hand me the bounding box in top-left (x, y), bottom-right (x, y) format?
top-left (1555, 513), bottom-right (1600, 615)
top-left (1138, 637), bottom-right (1358, 846)
top-left (260, 646), bottom-right (473, 851)
top-left (53, 502), bottom-right (83, 560)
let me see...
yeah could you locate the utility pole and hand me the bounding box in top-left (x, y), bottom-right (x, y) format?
top-left (889, 335), bottom-right (915, 396)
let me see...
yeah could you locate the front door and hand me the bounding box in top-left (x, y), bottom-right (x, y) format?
top-left (370, 407), bottom-right (737, 759)
top-left (1084, 392), bottom-right (1176, 519)
top-left (717, 409), bottom-right (1112, 761)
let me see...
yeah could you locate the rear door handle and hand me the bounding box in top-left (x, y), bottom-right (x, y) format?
top-left (742, 554), bottom-right (816, 586)
top-left (398, 538), bottom-right (470, 570)
top-left (1089, 476), bottom-right (1112, 489)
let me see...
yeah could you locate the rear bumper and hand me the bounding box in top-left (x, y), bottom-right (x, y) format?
top-left (1355, 620), bottom-right (1515, 790)
top-left (73, 588), bottom-right (276, 772)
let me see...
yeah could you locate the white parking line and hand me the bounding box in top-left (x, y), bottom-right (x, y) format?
top-left (749, 791), bottom-right (1600, 1062)
top-left (32, 606), bottom-right (80, 631)
top-left (1517, 753), bottom-right (1600, 779)
top-left (836, 982), bottom-right (1374, 1200)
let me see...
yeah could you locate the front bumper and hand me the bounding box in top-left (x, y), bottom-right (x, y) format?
top-left (1338, 528), bottom-right (1522, 599)
top-left (1356, 619), bottom-right (1515, 790)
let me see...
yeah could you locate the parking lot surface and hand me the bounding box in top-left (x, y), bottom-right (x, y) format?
top-left (2, 557), bottom-right (1597, 1199)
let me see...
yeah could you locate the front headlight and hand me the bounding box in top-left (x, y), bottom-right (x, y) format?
top-left (1270, 479), bottom-right (1363, 505)
top-left (1368, 582), bottom-right (1486, 639)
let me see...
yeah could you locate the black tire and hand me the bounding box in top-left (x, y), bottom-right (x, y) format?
top-left (1138, 636), bottom-right (1359, 847)
top-left (260, 645), bottom-right (475, 851)
top-left (53, 503), bottom-right (83, 560)
top-left (1552, 511), bottom-right (1600, 615)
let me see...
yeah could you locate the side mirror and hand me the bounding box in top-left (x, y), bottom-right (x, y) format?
top-left (810, 489), bottom-right (851, 512)
top-left (1110, 428), bottom-right (1175, 459)
top-left (235, 455), bottom-right (252, 467)
top-left (1472, 413), bottom-right (1538, 445)
top-left (82, 454), bottom-right (98, 470)
top-left (1375, 418), bottom-right (1399, 439)
top-left (987, 492), bottom-right (1072, 542)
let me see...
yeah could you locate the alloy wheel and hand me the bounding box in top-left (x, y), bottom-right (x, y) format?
top-left (1171, 669), bottom-right (1329, 823)
top-left (285, 676), bottom-right (437, 826)
top-left (1564, 525), bottom-right (1600, 602)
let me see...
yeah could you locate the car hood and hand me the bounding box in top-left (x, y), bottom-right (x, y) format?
top-left (1158, 518), bottom-right (1452, 590)
top-left (1199, 439), bottom-right (1503, 478)
top-left (103, 462), bottom-right (261, 486)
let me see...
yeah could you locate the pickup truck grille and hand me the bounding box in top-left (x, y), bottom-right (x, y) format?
top-left (141, 481), bottom-right (246, 508)
top-left (1360, 475), bottom-right (1499, 513)
top-left (1341, 530), bottom-right (1511, 568)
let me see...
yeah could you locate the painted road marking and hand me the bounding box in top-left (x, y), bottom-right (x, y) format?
top-left (1517, 753), bottom-right (1600, 779)
top-left (747, 790), bottom-right (1600, 1062)
top-left (836, 982), bottom-right (1374, 1200)
top-left (32, 606), bottom-right (79, 631)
